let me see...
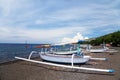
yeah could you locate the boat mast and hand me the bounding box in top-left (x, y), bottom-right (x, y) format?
top-left (77, 40), bottom-right (82, 55)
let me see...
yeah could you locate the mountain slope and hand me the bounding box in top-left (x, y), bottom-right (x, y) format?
top-left (90, 31), bottom-right (120, 46)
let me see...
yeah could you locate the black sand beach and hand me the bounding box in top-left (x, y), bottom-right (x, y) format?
top-left (0, 47), bottom-right (120, 80)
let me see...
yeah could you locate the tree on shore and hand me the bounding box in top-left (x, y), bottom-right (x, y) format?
top-left (89, 31), bottom-right (120, 46)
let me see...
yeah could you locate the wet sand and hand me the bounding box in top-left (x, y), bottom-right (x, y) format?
top-left (0, 47), bottom-right (120, 80)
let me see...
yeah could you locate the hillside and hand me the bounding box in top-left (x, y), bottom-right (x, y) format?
top-left (90, 31), bottom-right (120, 46)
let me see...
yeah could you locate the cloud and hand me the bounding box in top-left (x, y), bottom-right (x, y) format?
top-left (60, 33), bottom-right (88, 44)
top-left (0, 26), bottom-right (73, 43)
top-left (0, 0), bottom-right (14, 16)
top-left (35, 20), bottom-right (45, 25)
top-left (0, 25), bottom-right (91, 43)
top-left (0, 0), bottom-right (120, 43)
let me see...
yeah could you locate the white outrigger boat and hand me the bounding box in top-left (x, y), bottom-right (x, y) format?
top-left (52, 50), bottom-right (77, 55)
top-left (15, 41), bottom-right (114, 73)
top-left (86, 45), bottom-right (118, 53)
top-left (50, 44), bottom-right (77, 55)
top-left (15, 51), bottom-right (114, 73)
top-left (86, 44), bottom-right (109, 53)
top-left (87, 48), bottom-right (108, 53)
top-left (40, 49), bottom-right (107, 63)
top-left (40, 52), bottom-right (90, 64)
top-left (28, 45), bottom-right (90, 64)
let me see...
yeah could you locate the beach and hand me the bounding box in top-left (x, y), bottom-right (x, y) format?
top-left (0, 47), bottom-right (120, 80)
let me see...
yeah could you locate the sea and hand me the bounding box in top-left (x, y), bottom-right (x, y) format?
top-left (0, 43), bottom-right (74, 64)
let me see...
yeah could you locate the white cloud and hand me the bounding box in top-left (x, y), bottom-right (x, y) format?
top-left (60, 33), bottom-right (88, 44)
top-left (0, 25), bottom-right (91, 43)
top-left (35, 20), bottom-right (45, 25)
top-left (0, 0), bottom-right (14, 16)
top-left (0, 0), bottom-right (24, 16)
top-left (0, 27), bottom-right (72, 43)
top-left (0, 0), bottom-right (120, 43)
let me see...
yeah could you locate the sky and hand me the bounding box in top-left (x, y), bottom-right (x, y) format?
top-left (0, 0), bottom-right (120, 44)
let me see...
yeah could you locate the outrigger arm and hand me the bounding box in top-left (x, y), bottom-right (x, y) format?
top-left (15, 56), bottom-right (114, 73)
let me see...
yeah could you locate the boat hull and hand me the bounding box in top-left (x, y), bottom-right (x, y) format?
top-left (53, 50), bottom-right (77, 55)
top-left (40, 54), bottom-right (90, 64)
top-left (88, 49), bottom-right (106, 53)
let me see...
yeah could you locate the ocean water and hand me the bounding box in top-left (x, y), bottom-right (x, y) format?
top-left (0, 43), bottom-right (45, 63)
top-left (0, 43), bottom-right (74, 63)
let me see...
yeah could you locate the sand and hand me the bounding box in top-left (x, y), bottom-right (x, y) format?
top-left (0, 47), bottom-right (120, 80)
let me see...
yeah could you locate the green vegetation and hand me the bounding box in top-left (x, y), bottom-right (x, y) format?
top-left (89, 31), bottom-right (120, 46)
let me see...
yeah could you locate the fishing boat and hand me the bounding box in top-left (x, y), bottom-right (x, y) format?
top-left (86, 44), bottom-right (109, 53)
top-left (51, 50), bottom-right (77, 55)
top-left (51, 44), bottom-right (77, 55)
top-left (40, 52), bottom-right (90, 64)
top-left (38, 41), bottom-right (108, 63)
top-left (87, 48), bottom-right (108, 53)
top-left (55, 51), bottom-right (77, 55)
top-left (15, 50), bottom-right (114, 73)
top-left (38, 41), bottom-right (90, 64)
top-left (15, 41), bottom-right (115, 73)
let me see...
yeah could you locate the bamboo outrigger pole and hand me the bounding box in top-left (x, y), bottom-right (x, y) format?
top-left (15, 56), bottom-right (114, 73)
